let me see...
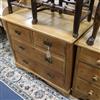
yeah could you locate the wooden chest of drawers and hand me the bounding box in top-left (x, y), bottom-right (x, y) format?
top-left (2, 9), bottom-right (93, 96)
top-left (6, 22), bottom-right (74, 95)
top-left (72, 29), bottom-right (100, 100)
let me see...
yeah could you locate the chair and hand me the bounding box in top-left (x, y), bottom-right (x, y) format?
top-left (7, 0), bottom-right (95, 38)
top-left (31, 0), bottom-right (95, 37)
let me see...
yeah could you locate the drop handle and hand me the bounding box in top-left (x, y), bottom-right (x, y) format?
top-left (96, 59), bottom-right (100, 66)
top-left (45, 46), bottom-right (52, 64)
top-left (19, 46), bottom-right (25, 50)
top-left (47, 73), bottom-right (54, 79)
top-left (15, 30), bottom-right (21, 35)
top-left (88, 90), bottom-right (94, 96)
top-left (43, 40), bottom-right (52, 47)
top-left (22, 60), bottom-right (29, 64)
top-left (92, 75), bottom-right (98, 81)
top-left (45, 57), bottom-right (52, 64)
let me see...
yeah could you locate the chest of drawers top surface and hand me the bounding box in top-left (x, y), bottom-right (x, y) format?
top-left (1, 8), bottom-right (93, 43)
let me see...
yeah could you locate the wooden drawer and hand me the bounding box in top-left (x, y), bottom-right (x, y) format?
top-left (74, 78), bottom-right (100, 100)
top-left (77, 62), bottom-right (100, 87)
top-left (15, 52), bottom-right (65, 88)
top-left (34, 32), bottom-right (66, 59)
top-left (80, 48), bottom-right (100, 67)
top-left (12, 39), bottom-right (65, 74)
top-left (7, 23), bottom-right (32, 43)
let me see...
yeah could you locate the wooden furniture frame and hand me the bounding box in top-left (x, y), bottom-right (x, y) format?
top-left (87, 0), bottom-right (100, 46)
top-left (72, 25), bottom-right (100, 100)
top-left (7, 0), bottom-right (94, 38)
top-left (1, 3), bottom-right (93, 96)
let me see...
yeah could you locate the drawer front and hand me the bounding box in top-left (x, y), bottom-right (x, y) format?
top-left (80, 48), bottom-right (100, 67)
top-left (75, 78), bottom-right (100, 100)
top-left (77, 62), bottom-right (100, 87)
top-left (15, 52), bottom-right (65, 88)
top-left (34, 32), bottom-right (66, 59)
top-left (7, 23), bottom-right (32, 43)
top-left (12, 39), bottom-right (65, 74)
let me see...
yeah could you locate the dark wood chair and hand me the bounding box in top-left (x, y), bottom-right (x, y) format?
top-left (59, 0), bottom-right (95, 37)
top-left (7, 0), bottom-right (16, 13)
top-left (87, 0), bottom-right (100, 46)
top-left (31, 0), bottom-right (95, 38)
top-left (7, 0), bottom-right (95, 38)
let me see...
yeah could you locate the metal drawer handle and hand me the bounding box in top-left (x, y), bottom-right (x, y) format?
top-left (19, 46), bottom-right (25, 50)
top-left (78, 90), bottom-right (94, 100)
top-left (22, 60), bottom-right (29, 64)
top-left (43, 40), bottom-right (52, 47)
top-left (92, 75), bottom-right (98, 81)
top-left (78, 89), bottom-right (94, 100)
top-left (15, 30), bottom-right (21, 35)
top-left (47, 73), bottom-right (54, 79)
top-left (45, 46), bottom-right (52, 64)
top-left (45, 57), bottom-right (52, 64)
top-left (88, 90), bottom-right (94, 96)
top-left (96, 59), bottom-right (100, 66)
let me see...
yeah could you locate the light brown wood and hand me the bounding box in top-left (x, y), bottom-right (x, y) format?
top-left (77, 62), bottom-right (100, 87)
top-left (72, 47), bottom-right (100, 100)
top-left (1, 8), bottom-right (94, 96)
top-left (80, 48), bottom-right (100, 68)
top-left (72, 27), bottom-right (100, 100)
top-left (71, 47), bottom-right (81, 93)
top-left (76, 28), bottom-right (100, 53)
top-left (64, 44), bottom-right (74, 91)
top-left (5, 19), bottom-right (74, 95)
top-left (34, 31), bottom-right (66, 59)
top-left (7, 23), bottom-right (32, 43)
top-left (73, 78), bottom-right (100, 100)
top-left (15, 52), bottom-right (65, 88)
top-left (12, 39), bottom-right (65, 74)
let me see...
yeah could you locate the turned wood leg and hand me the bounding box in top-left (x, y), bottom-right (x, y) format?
top-left (87, 0), bottom-right (95, 22)
top-left (87, 1), bottom-right (100, 46)
top-left (59, 0), bottom-right (63, 14)
top-left (31, 0), bottom-right (38, 24)
top-left (73, 0), bottom-right (83, 38)
top-left (7, 0), bottom-right (13, 13)
top-left (51, 0), bottom-right (54, 12)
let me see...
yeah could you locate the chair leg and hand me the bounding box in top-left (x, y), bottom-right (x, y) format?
top-left (86, 1), bottom-right (100, 46)
top-left (31, 0), bottom-right (38, 24)
top-left (51, 0), bottom-right (54, 12)
top-left (59, 0), bottom-right (63, 14)
top-left (73, 0), bottom-right (83, 38)
top-left (87, 0), bottom-right (95, 22)
top-left (7, 0), bottom-right (13, 13)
